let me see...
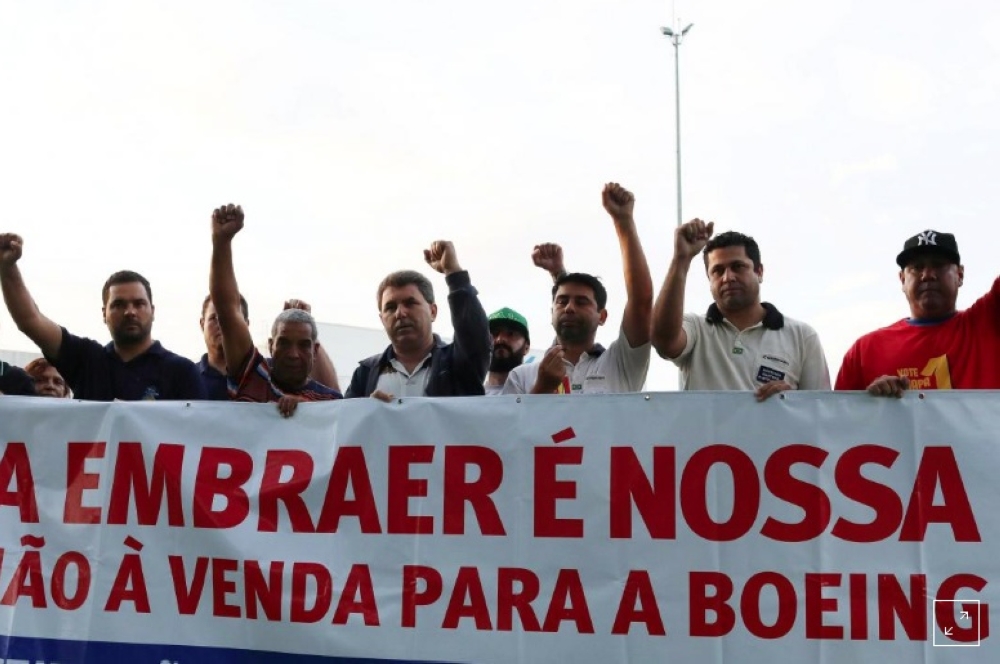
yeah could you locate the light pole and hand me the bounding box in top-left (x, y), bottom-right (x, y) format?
top-left (660, 22), bottom-right (693, 227)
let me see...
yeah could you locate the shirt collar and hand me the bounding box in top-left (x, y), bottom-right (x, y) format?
top-left (198, 353), bottom-right (225, 376)
top-left (104, 340), bottom-right (166, 360)
top-left (907, 312), bottom-right (957, 326)
top-left (381, 334), bottom-right (445, 365)
top-left (705, 302), bottom-right (784, 330)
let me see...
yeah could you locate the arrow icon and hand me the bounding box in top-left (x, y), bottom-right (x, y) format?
top-left (960, 611), bottom-right (970, 621)
top-left (944, 627), bottom-right (953, 636)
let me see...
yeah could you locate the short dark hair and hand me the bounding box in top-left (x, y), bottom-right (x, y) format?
top-left (376, 270), bottom-right (435, 308)
top-left (201, 294), bottom-right (249, 323)
top-left (102, 270), bottom-right (152, 307)
top-left (552, 272), bottom-right (608, 310)
top-left (703, 232), bottom-right (762, 271)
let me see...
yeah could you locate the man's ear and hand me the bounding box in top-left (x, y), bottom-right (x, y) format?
top-left (756, 264), bottom-right (765, 283)
top-left (430, 302), bottom-right (438, 322)
top-left (598, 309), bottom-right (609, 326)
top-left (957, 265), bottom-right (965, 287)
top-left (268, 337), bottom-right (274, 355)
top-left (898, 270), bottom-right (906, 290)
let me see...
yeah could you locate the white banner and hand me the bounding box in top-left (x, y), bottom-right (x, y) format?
top-left (0, 392), bottom-right (996, 663)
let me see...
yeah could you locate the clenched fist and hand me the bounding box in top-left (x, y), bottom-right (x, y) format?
top-left (675, 218), bottom-right (715, 261)
top-left (534, 345), bottom-right (568, 393)
top-left (212, 204), bottom-right (244, 242)
top-left (424, 240), bottom-right (461, 275)
top-left (0, 234), bottom-right (24, 267)
top-left (532, 243), bottom-right (565, 277)
top-left (602, 182), bottom-right (635, 222)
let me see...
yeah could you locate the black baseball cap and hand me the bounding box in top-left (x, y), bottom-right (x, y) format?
top-left (895, 230), bottom-right (961, 269)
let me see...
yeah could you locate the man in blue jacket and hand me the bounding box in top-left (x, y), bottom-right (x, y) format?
top-left (346, 240), bottom-right (491, 399)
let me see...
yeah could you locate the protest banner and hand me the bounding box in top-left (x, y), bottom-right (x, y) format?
top-left (0, 391), bottom-right (994, 662)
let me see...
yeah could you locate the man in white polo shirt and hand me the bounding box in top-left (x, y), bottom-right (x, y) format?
top-left (651, 220), bottom-right (830, 399)
top-left (501, 182), bottom-right (653, 395)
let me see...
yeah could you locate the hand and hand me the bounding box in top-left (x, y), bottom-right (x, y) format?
top-left (755, 380), bottom-right (792, 402)
top-left (371, 389), bottom-right (394, 403)
top-left (602, 182), bottom-right (634, 222)
top-left (866, 375), bottom-right (909, 398)
top-left (211, 204), bottom-right (244, 242)
top-left (674, 218), bottom-right (715, 261)
top-left (533, 345), bottom-right (567, 393)
top-left (0, 234), bottom-right (24, 267)
top-left (276, 394), bottom-right (304, 418)
top-left (532, 243), bottom-right (565, 277)
top-left (424, 240), bottom-right (461, 275)
top-left (284, 299), bottom-right (311, 313)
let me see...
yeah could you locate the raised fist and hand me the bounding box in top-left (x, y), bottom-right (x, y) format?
top-left (602, 182), bottom-right (635, 222)
top-left (284, 299), bottom-right (311, 313)
top-left (424, 240), bottom-right (461, 275)
top-left (211, 204), bottom-right (244, 241)
top-left (532, 243), bottom-right (565, 276)
top-left (675, 218), bottom-right (715, 261)
top-left (0, 234), bottom-right (24, 267)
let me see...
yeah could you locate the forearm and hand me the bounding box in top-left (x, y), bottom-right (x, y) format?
top-left (651, 256), bottom-right (692, 358)
top-left (209, 240), bottom-right (240, 310)
top-left (312, 344), bottom-right (340, 391)
top-left (447, 271), bottom-right (491, 370)
top-left (0, 264), bottom-right (62, 357)
top-left (616, 220), bottom-right (654, 344)
top-left (209, 239), bottom-right (252, 373)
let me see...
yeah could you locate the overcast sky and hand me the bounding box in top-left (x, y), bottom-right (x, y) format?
top-left (0, 0), bottom-right (995, 390)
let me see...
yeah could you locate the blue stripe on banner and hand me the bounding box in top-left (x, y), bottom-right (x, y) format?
top-left (0, 635), bottom-right (463, 664)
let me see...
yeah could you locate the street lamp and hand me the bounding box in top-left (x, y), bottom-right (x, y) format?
top-left (661, 22), bottom-right (693, 228)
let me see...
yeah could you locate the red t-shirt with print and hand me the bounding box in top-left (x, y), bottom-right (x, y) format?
top-left (836, 277), bottom-right (1000, 390)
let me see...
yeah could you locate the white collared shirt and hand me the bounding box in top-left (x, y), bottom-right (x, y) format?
top-left (500, 326), bottom-right (650, 395)
top-left (375, 354), bottom-right (433, 397)
top-left (673, 310), bottom-right (830, 391)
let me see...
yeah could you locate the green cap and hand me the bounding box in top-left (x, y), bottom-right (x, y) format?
top-left (488, 307), bottom-right (529, 342)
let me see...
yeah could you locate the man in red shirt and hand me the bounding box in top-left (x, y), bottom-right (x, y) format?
top-left (835, 230), bottom-right (999, 396)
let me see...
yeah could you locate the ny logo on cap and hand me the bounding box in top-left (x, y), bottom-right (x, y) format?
top-left (917, 231), bottom-right (938, 246)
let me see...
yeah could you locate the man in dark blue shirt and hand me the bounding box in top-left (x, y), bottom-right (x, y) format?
top-left (0, 360), bottom-right (36, 396)
top-left (198, 293), bottom-right (249, 400)
top-left (0, 233), bottom-right (204, 401)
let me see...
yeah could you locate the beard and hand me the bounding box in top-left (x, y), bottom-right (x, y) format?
top-left (555, 318), bottom-right (595, 345)
top-left (111, 319), bottom-right (152, 346)
top-left (489, 344), bottom-right (526, 373)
